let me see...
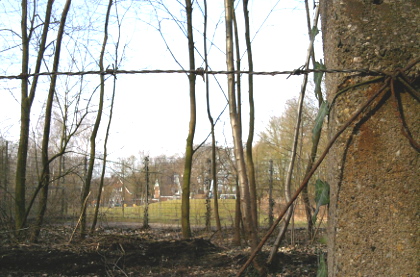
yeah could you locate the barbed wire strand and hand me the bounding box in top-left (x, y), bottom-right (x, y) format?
top-left (0, 68), bottom-right (387, 80)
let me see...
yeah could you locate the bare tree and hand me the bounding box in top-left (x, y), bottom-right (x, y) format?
top-left (300, 0), bottom-right (326, 240)
top-left (267, 5), bottom-right (320, 264)
top-left (242, 0), bottom-right (258, 231)
top-left (80, 0), bottom-right (113, 238)
top-left (90, 1), bottom-right (126, 234)
top-left (203, 0), bottom-right (222, 234)
top-left (181, 0), bottom-right (197, 239)
top-left (31, 0), bottom-right (72, 242)
top-left (224, 0), bottom-right (259, 252)
top-left (15, 0), bottom-right (54, 234)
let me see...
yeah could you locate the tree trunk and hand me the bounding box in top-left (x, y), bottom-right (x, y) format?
top-left (321, 1), bottom-right (419, 276)
top-left (31, 0), bottom-right (72, 242)
top-left (91, 8), bottom-right (120, 233)
top-left (181, 0), bottom-right (196, 239)
top-left (224, 0), bottom-right (260, 255)
top-left (232, 176), bottom-right (242, 246)
top-left (203, 0), bottom-right (222, 234)
top-left (242, 0), bottom-right (258, 231)
top-left (80, 0), bottom-right (112, 238)
top-left (268, 159), bottom-right (274, 226)
top-left (143, 156), bottom-right (150, 229)
top-left (15, 0), bottom-right (54, 234)
top-left (268, 5), bottom-right (320, 264)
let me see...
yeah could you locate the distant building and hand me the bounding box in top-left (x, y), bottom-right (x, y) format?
top-left (109, 178), bottom-right (133, 207)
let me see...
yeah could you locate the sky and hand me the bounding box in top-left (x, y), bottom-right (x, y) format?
top-left (0, 0), bottom-right (323, 160)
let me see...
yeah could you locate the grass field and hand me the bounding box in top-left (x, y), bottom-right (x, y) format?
top-left (87, 199), bottom-right (263, 227)
top-left (85, 199), bottom-right (319, 229)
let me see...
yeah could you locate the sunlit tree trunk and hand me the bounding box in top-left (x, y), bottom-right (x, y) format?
top-left (80, 0), bottom-right (113, 238)
top-left (181, 0), bottom-right (196, 239)
top-left (224, 0), bottom-right (259, 251)
top-left (232, 175), bottom-right (242, 246)
top-left (90, 2), bottom-right (121, 234)
top-left (321, 1), bottom-right (419, 276)
top-left (15, 0), bottom-right (53, 234)
top-left (31, 0), bottom-right (72, 242)
top-left (242, 0), bottom-right (258, 231)
top-left (300, 0), bottom-right (317, 240)
top-left (203, 0), bottom-right (222, 235)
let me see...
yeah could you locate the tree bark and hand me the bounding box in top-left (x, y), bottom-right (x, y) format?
top-left (80, 0), bottom-right (113, 238)
top-left (143, 156), bottom-right (150, 229)
top-left (91, 1), bottom-right (120, 234)
top-left (224, 0), bottom-right (259, 251)
top-left (15, 0), bottom-right (54, 234)
top-left (321, 1), bottom-right (419, 276)
top-left (203, 0), bottom-right (222, 234)
top-left (31, 0), bottom-right (72, 242)
top-left (181, 0), bottom-right (196, 239)
top-left (242, 0), bottom-right (258, 231)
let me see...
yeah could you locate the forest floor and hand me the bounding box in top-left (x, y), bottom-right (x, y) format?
top-left (0, 223), bottom-right (327, 276)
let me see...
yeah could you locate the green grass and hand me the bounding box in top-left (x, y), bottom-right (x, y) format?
top-left (87, 199), bottom-right (240, 227)
top-left (86, 199), bottom-right (310, 228)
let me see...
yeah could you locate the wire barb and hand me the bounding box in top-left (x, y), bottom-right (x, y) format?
top-left (0, 67), bottom-right (389, 80)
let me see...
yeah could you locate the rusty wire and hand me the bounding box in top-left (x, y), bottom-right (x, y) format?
top-left (0, 67), bottom-right (388, 80)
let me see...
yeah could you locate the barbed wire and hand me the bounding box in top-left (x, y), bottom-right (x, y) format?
top-left (0, 67), bottom-right (387, 80)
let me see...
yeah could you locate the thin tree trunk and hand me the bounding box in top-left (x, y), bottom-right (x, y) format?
top-left (15, 0), bottom-right (54, 234)
top-left (90, 1), bottom-right (121, 234)
top-left (1, 142), bottom-right (10, 213)
top-left (300, 0), bottom-right (323, 241)
top-left (224, 0), bottom-right (259, 251)
top-left (231, 4), bottom-right (245, 243)
top-left (267, 5), bottom-right (320, 265)
top-left (181, 0), bottom-right (196, 239)
top-left (203, 0), bottom-right (222, 235)
top-left (31, 0), bottom-right (72, 242)
top-left (143, 156), bottom-right (150, 228)
top-left (232, 175), bottom-right (242, 246)
top-left (80, 0), bottom-right (113, 238)
top-left (205, 159), bottom-right (211, 231)
top-left (268, 159), bottom-right (274, 226)
top-left (90, 68), bottom-right (116, 234)
top-left (242, 0), bottom-right (258, 231)
top-left (232, 11), bottom-right (242, 138)
top-left (58, 105), bottom-right (68, 218)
